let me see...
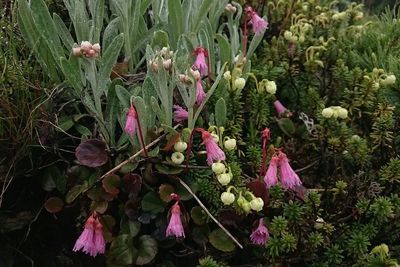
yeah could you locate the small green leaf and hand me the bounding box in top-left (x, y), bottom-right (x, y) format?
top-left (135, 235), bottom-right (158, 265)
top-left (120, 216), bottom-right (141, 238)
top-left (44, 197), bottom-right (64, 213)
top-left (215, 98), bottom-right (227, 127)
top-left (151, 30), bottom-right (169, 48)
top-left (141, 192), bottom-right (166, 214)
top-left (154, 164), bottom-right (183, 175)
top-left (159, 184), bottom-right (175, 202)
top-left (209, 229), bottom-right (235, 252)
top-left (191, 206), bottom-right (207, 225)
top-left (108, 234), bottom-right (137, 266)
top-left (65, 182), bottom-right (88, 204)
top-left (277, 118), bottom-right (296, 137)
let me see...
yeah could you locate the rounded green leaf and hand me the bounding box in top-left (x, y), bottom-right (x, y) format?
top-left (208, 229), bottom-right (235, 252)
top-left (135, 235), bottom-right (158, 265)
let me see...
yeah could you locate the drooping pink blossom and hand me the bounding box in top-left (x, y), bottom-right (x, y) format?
top-left (250, 218), bottom-right (270, 245)
top-left (166, 202), bottom-right (185, 238)
top-left (264, 156), bottom-right (279, 188)
top-left (279, 152), bottom-right (302, 189)
top-left (201, 130), bottom-right (226, 165)
top-left (273, 100), bottom-right (288, 116)
top-left (124, 106), bottom-right (138, 135)
top-left (245, 7), bottom-right (268, 35)
top-left (192, 47), bottom-right (208, 77)
top-left (196, 79), bottom-right (206, 105)
top-left (73, 214), bottom-right (106, 257)
top-left (93, 222), bottom-right (106, 256)
top-left (173, 105), bottom-right (189, 123)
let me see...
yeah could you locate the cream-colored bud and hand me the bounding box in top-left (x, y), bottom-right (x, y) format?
top-left (163, 59), bottom-right (172, 70)
top-left (250, 197), bottom-right (264, 212)
top-left (171, 152), bottom-right (185, 165)
top-left (337, 107), bottom-right (348, 119)
top-left (174, 141), bottom-right (187, 152)
top-left (92, 43), bottom-right (101, 53)
top-left (72, 47), bottom-right (81, 57)
top-left (234, 78), bottom-right (246, 90)
top-left (190, 69), bottom-right (201, 80)
top-left (224, 138), bottom-right (237, 151)
top-left (217, 173), bottom-right (231, 186)
top-left (80, 41), bottom-right (92, 51)
top-left (322, 107), bottom-right (333, 118)
top-left (266, 81), bottom-right (277, 94)
top-left (212, 162), bottom-right (226, 175)
top-left (221, 192), bottom-right (235, 205)
top-left (223, 71), bottom-right (231, 81)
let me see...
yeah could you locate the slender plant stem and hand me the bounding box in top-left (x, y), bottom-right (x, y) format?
top-left (178, 178), bottom-right (244, 249)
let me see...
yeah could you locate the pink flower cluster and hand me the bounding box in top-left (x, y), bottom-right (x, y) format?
top-left (264, 151), bottom-right (302, 190)
top-left (274, 100), bottom-right (292, 117)
top-left (73, 213), bottom-right (105, 257)
top-left (72, 41), bottom-right (101, 58)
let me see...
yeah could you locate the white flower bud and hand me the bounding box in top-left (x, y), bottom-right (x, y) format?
top-left (337, 107), bottom-right (348, 119)
top-left (92, 43), bottom-right (101, 53)
top-left (171, 152), bottom-right (185, 165)
top-left (322, 107), bottom-right (333, 118)
top-left (284, 31), bottom-right (293, 40)
top-left (217, 173), bottom-right (231, 186)
top-left (190, 69), bottom-right (201, 80)
top-left (223, 71), bottom-right (231, 81)
top-left (212, 162), bottom-right (226, 175)
top-left (221, 192), bottom-right (235, 205)
top-left (250, 197), bottom-right (264, 212)
top-left (80, 41), bottom-right (92, 51)
top-left (234, 78), bottom-right (246, 90)
top-left (299, 35), bottom-right (305, 43)
top-left (224, 138), bottom-right (237, 151)
top-left (72, 47), bottom-right (81, 57)
top-left (266, 81), bottom-right (277, 94)
top-left (372, 82), bottom-right (380, 90)
top-left (174, 141), bottom-right (187, 152)
top-left (381, 75), bottom-right (396, 85)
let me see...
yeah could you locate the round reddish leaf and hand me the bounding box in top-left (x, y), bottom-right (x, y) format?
top-left (75, 139), bottom-right (108, 167)
top-left (44, 197), bottom-right (64, 213)
top-left (102, 174), bottom-right (121, 196)
top-left (122, 173), bottom-right (142, 194)
top-left (158, 184), bottom-right (175, 202)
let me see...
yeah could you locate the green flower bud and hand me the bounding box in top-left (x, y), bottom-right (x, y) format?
top-left (242, 201), bottom-right (251, 213)
top-left (223, 71), bottom-right (231, 81)
top-left (212, 162), bottom-right (226, 175)
top-left (221, 192), bottom-right (235, 205)
top-left (250, 197), bottom-right (264, 212)
top-left (171, 152), bottom-right (185, 165)
top-left (174, 141), bottom-right (187, 152)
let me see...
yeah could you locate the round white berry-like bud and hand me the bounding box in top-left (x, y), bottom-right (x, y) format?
top-left (161, 46), bottom-right (168, 55)
top-left (322, 107), bottom-right (333, 118)
top-left (372, 82), bottom-right (380, 90)
top-left (284, 31), bottom-right (293, 40)
top-left (266, 81), bottom-right (277, 94)
top-left (92, 43), bottom-right (101, 53)
top-left (241, 201), bottom-right (251, 213)
top-left (234, 78), bottom-right (246, 90)
top-left (220, 192), bottom-right (235, 205)
top-left (190, 69), bottom-right (201, 80)
top-left (299, 35), bottom-right (305, 43)
top-left (224, 138), bottom-right (237, 151)
top-left (150, 61), bottom-right (159, 72)
top-left (211, 133), bottom-right (219, 143)
top-left (163, 58), bottom-right (172, 70)
top-left (351, 135), bottom-right (361, 141)
top-left (337, 107), bottom-right (348, 119)
top-left (171, 152), bottom-right (185, 165)
top-left (217, 173), bottom-right (231, 186)
top-left (250, 197), bottom-right (264, 212)
top-left (212, 162), bottom-right (226, 175)
top-left (223, 71), bottom-right (231, 81)
top-left (80, 41), bottom-right (92, 51)
top-left (174, 141), bottom-right (187, 152)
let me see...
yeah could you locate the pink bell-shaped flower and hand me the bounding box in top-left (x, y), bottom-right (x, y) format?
top-left (278, 152), bottom-right (302, 189)
top-left (201, 130), bottom-right (226, 165)
top-left (124, 106), bottom-right (138, 135)
top-left (250, 218), bottom-right (270, 245)
top-left (173, 105), bottom-right (189, 123)
top-left (264, 156), bottom-right (279, 188)
top-left (245, 7), bottom-right (268, 35)
top-left (196, 79), bottom-right (206, 105)
top-left (192, 47), bottom-right (208, 77)
top-left (166, 201), bottom-right (185, 238)
top-left (73, 214), bottom-right (106, 257)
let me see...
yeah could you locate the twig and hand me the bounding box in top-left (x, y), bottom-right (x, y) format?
top-left (83, 125), bottom-right (180, 194)
top-left (149, 159), bottom-right (209, 170)
top-left (178, 178), bottom-right (244, 249)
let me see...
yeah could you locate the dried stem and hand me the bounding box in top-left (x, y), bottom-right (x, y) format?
top-left (178, 178), bottom-right (244, 249)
